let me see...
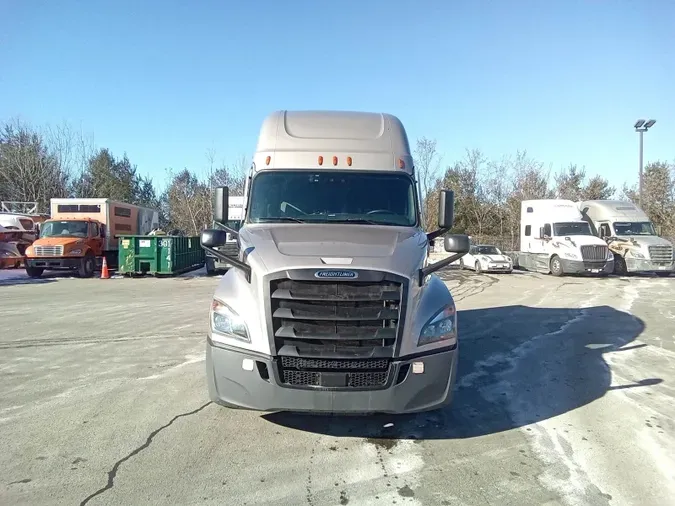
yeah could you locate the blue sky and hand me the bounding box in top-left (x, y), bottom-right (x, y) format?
top-left (2, 1), bottom-right (673, 190)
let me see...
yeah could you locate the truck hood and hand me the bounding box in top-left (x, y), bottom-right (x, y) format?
top-left (553, 235), bottom-right (607, 247)
top-left (32, 237), bottom-right (86, 247)
top-left (239, 223), bottom-right (428, 278)
top-left (480, 254), bottom-right (511, 263)
top-left (609, 235), bottom-right (672, 248)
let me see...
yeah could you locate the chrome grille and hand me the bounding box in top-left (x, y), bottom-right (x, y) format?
top-left (269, 276), bottom-right (404, 390)
top-left (33, 245), bottom-right (63, 257)
top-left (649, 245), bottom-right (673, 263)
top-left (580, 245), bottom-right (608, 261)
top-left (269, 278), bottom-right (403, 354)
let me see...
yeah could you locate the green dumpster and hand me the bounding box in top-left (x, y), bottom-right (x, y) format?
top-left (118, 236), bottom-right (205, 276)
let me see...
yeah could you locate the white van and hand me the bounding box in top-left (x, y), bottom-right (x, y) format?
top-left (517, 199), bottom-right (613, 276)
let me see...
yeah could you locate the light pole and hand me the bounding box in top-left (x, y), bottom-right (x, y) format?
top-left (634, 119), bottom-right (656, 206)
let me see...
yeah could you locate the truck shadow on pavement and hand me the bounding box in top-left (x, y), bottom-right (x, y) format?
top-left (264, 304), bottom-right (657, 442)
top-left (0, 275), bottom-right (59, 286)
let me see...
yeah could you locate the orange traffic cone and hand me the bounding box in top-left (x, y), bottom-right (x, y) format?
top-left (101, 256), bottom-right (110, 279)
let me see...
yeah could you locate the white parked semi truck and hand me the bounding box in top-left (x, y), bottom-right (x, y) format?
top-left (578, 200), bottom-right (673, 276)
top-left (205, 195), bottom-right (245, 275)
top-left (200, 110), bottom-right (470, 414)
top-left (517, 199), bottom-right (614, 276)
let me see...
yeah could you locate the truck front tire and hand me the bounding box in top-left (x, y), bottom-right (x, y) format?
top-left (614, 255), bottom-right (628, 276)
top-left (79, 253), bottom-right (95, 278)
top-left (26, 265), bottom-right (44, 279)
top-left (205, 257), bottom-right (216, 276)
top-left (550, 255), bottom-right (564, 276)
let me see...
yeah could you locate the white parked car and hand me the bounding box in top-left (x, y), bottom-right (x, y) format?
top-left (459, 244), bottom-right (513, 273)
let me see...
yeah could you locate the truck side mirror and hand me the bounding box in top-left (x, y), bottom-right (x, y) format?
top-left (438, 190), bottom-right (454, 229)
top-left (213, 186), bottom-right (229, 224)
top-left (444, 234), bottom-right (470, 253)
top-left (201, 229), bottom-right (228, 248)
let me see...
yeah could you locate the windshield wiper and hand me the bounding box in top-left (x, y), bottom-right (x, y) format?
top-left (326, 218), bottom-right (401, 226)
top-left (256, 217), bottom-right (305, 223)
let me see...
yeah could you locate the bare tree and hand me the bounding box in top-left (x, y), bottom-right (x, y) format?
top-left (623, 161), bottom-right (675, 236)
top-left (554, 164), bottom-right (586, 200)
top-left (0, 119), bottom-right (71, 212)
top-left (582, 175), bottom-right (615, 200)
top-left (164, 169), bottom-right (212, 235)
top-left (210, 154), bottom-right (247, 196)
top-left (414, 138), bottom-right (442, 230)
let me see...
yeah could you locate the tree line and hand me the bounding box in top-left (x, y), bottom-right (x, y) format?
top-left (1, 118), bottom-right (673, 244)
top-left (0, 119), bottom-right (245, 235)
top-left (415, 138), bottom-right (675, 249)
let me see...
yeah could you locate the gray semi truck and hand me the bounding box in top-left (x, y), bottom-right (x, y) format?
top-left (578, 200), bottom-right (673, 276)
top-left (199, 110), bottom-right (470, 414)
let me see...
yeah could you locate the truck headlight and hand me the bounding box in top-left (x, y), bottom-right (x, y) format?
top-left (210, 299), bottom-right (249, 342)
top-left (563, 252), bottom-right (579, 259)
top-left (607, 252), bottom-right (614, 260)
top-left (70, 249), bottom-right (82, 255)
top-left (631, 250), bottom-right (645, 259)
top-left (418, 305), bottom-right (457, 347)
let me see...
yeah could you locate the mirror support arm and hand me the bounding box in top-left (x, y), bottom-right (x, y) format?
top-left (426, 227), bottom-right (450, 242)
top-left (213, 222), bottom-right (239, 236)
top-left (202, 245), bottom-right (251, 282)
top-left (418, 252), bottom-right (466, 286)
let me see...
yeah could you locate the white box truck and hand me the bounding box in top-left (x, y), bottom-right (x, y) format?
top-left (578, 200), bottom-right (673, 276)
top-left (24, 198), bottom-right (159, 278)
top-left (199, 110), bottom-right (471, 414)
top-left (517, 199), bottom-right (613, 276)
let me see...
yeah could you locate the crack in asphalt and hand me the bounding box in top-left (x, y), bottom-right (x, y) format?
top-left (0, 332), bottom-right (204, 350)
top-left (79, 401), bottom-right (212, 506)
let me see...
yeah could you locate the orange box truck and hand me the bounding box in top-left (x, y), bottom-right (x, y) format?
top-left (24, 198), bottom-right (159, 278)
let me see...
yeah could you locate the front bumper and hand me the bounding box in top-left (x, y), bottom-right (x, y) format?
top-left (26, 257), bottom-right (82, 269)
top-left (625, 257), bottom-right (674, 273)
top-left (485, 264), bottom-right (513, 273)
top-left (206, 339), bottom-right (458, 414)
top-left (560, 258), bottom-right (614, 275)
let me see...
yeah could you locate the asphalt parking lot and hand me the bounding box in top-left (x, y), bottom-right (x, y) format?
top-left (1, 268), bottom-right (674, 506)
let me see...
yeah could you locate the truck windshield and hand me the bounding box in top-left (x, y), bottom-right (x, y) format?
top-left (40, 220), bottom-right (89, 238)
top-left (247, 171), bottom-right (417, 226)
top-left (553, 222), bottom-right (593, 236)
top-left (475, 246), bottom-right (501, 255)
top-left (226, 220), bottom-right (242, 231)
top-left (614, 222), bottom-right (655, 236)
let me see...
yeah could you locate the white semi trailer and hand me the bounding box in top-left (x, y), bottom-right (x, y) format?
top-left (199, 110), bottom-right (471, 414)
top-left (517, 199), bottom-right (614, 276)
top-left (578, 200), bottom-right (673, 276)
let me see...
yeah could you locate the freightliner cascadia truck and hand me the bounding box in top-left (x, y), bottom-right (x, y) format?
top-left (200, 110), bottom-right (470, 414)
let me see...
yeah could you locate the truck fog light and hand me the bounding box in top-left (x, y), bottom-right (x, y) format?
top-left (412, 362), bottom-right (424, 374)
top-left (242, 358), bottom-right (254, 371)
